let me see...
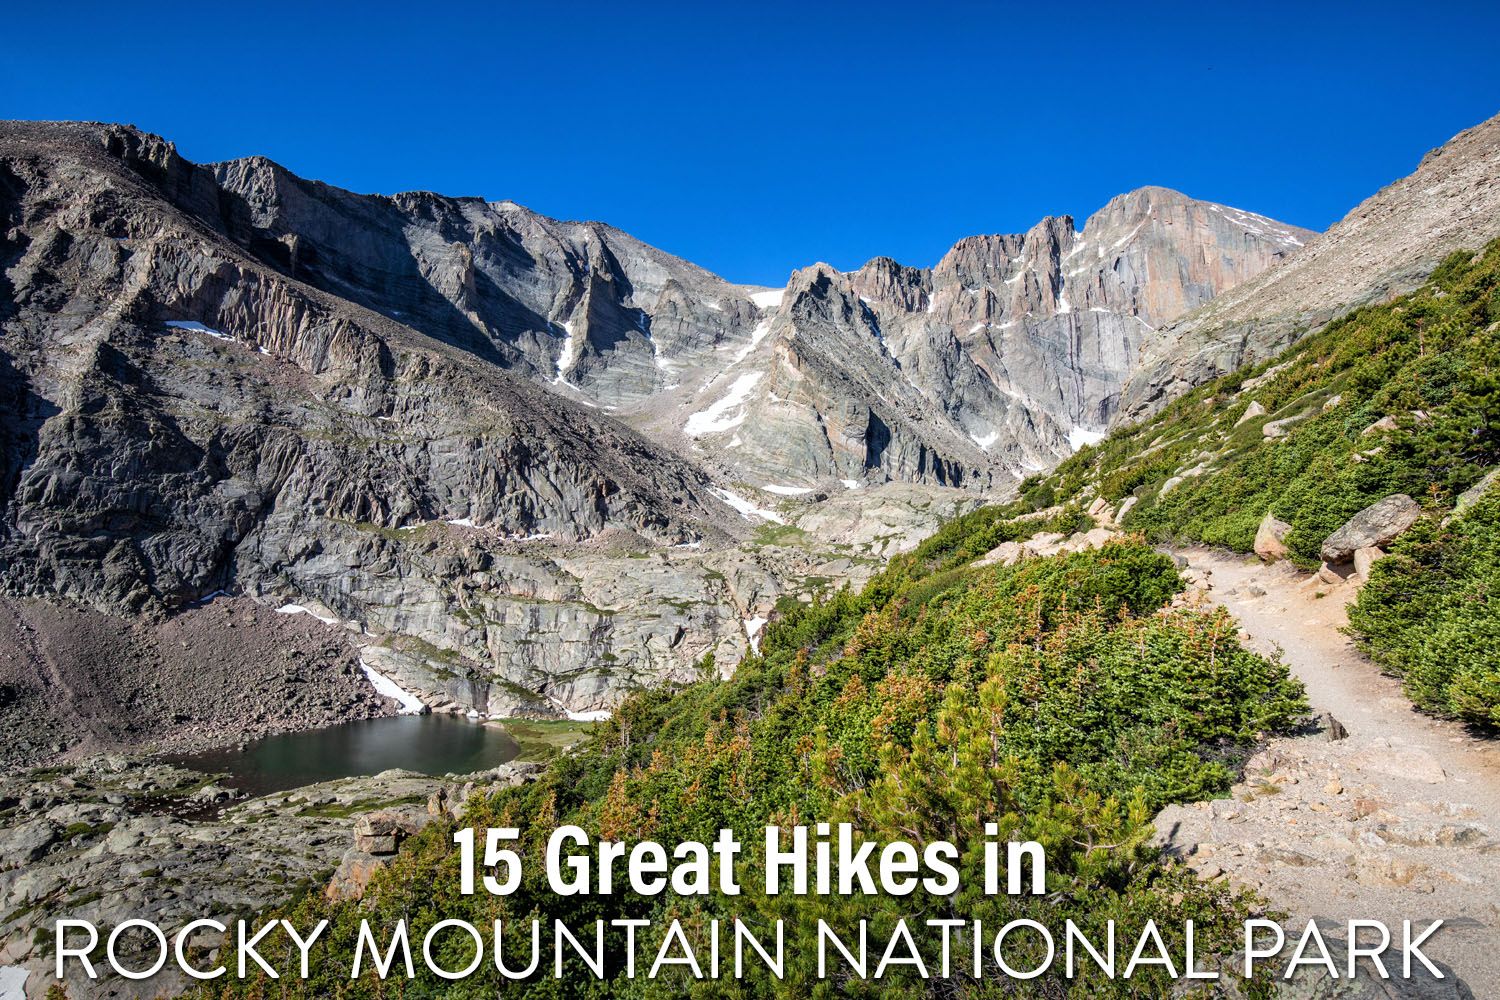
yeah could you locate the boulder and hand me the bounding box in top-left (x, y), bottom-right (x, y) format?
top-left (1321, 393), bottom-right (1343, 411)
top-left (1253, 512), bottom-right (1293, 561)
top-left (1115, 496), bottom-right (1138, 522)
top-left (1059, 527), bottom-right (1118, 554)
top-left (1234, 400), bottom-right (1266, 426)
top-left (1158, 476), bottom-right (1184, 497)
top-left (1320, 494), bottom-right (1423, 563)
top-left (326, 849), bottom-right (387, 902)
top-left (1353, 545), bottom-right (1385, 582)
top-left (0, 819), bottom-right (58, 863)
top-left (975, 540), bottom-right (1024, 567)
top-left (352, 808), bottom-right (430, 856)
top-left (1316, 563), bottom-right (1348, 585)
top-left (1361, 414), bottom-right (1399, 436)
top-left (1021, 532), bottom-right (1067, 557)
top-left (1262, 413), bottom-right (1307, 439)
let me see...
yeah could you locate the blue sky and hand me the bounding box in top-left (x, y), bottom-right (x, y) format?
top-left (5, 1), bottom-right (1499, 286)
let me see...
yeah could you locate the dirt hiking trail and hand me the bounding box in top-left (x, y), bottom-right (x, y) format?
top-left (1153, 548), bottom-right (1500, 997)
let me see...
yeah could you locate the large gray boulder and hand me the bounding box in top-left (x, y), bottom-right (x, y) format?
top-left (1321, 495), bottom-right (1424, 563)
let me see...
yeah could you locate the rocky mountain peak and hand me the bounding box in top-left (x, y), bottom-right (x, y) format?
top-left (1118, 110), bottom-right (1500, 422)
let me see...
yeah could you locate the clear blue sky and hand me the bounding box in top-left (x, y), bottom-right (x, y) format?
top-left (5, 0), bottom-right (1498, 286)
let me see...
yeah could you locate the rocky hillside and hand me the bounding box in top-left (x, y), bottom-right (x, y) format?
top-left (679, 188), bottom-right (1309, 488)
top-left (0, 121), bottom-right (779, 728)
top-left (203, 157), bottom-right (1310, 488)
top-left (1119, 110), bottom-right (1500, 421)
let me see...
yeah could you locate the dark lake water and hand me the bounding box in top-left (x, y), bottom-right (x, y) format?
top-left (168, 714), bottom-right (522, 796)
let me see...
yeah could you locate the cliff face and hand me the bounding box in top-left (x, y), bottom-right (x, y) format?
top-left (0, 122), bottom-right (762, 716)
top-left (1117, 112), bottom-right (1500, 423)
top-left (201, 150), bottom-right (1310, 489)
top-left (680, 187), bottom-right (1310, 487)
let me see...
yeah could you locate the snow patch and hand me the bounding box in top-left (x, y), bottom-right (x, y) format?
top-left (749, 289), bottom-right (785, 309)
top-left (840, 479), bottom-right (860, 490)
top-left (970, 431), bottom-right (999, 450)
top-left (730, 318), bottom-right (774, 364)
top-left (0, 966), bottom-right (29, 1000)
top-left (543, 693), bottom-right (612, 722)
top-left (762, 484), bottom-right (813, 496)
top-left (446, 517), bottom-right (478, 528)
top-left (710, 487), bottom-right (785, 525)
top-left (1068, 427), bottom-right (1107, 451)
top-left (166, 320), bottom-right (234, 343)
top-left (359, 657), bottom-right (426, 714)
top-left (276, 604), bottom-right (340, 626)
top-left (685, 372), bottom-right (762, 436)
top-left (744, 616), bottom-right (768, 655)
top-left (553, 320), bottom-right (583, 383)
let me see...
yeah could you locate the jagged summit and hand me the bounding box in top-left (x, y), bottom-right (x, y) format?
top-left (1118, 110), bottom-right (1500, 422)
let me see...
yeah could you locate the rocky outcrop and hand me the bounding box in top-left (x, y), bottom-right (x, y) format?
top-left (1454, 469), bottom-right (1498, 513)
top-left (0, 120), bottom-right (1319, 738)
top-left (1120, 112), bottom-right (1500, 423)
top-left (0, 757), bottom-right (457, 1000)
top-left (328, 761), bottom-right (543, 902)
top-left (1321, 495), bottom-right (1424, 563)
top-left (1254, 512), bottom-right (1294, 561)
top-left (0, 122), bottom-right (789, 723)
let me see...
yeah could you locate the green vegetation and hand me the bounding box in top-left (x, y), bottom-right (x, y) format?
top-left (199, 520), bottom-right (1304, 998)
top-left (1349, 489), bottom-right (1500, 725)
top-left (1025, 241), bottom-right (1500, 727)
top-left (500, 718), bottom-right (598, 761)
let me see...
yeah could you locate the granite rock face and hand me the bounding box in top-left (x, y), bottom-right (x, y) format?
top-left (202, 149), bottom-right (1309, 490)
top-left (1119, 111), bottom-right (1500, 423)
top-left (697, 188), bottom-right (1309, 486)
top-left (0, 121), bottom-right (756, 725)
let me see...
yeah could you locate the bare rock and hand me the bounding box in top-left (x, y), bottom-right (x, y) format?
top-left (0, 820), bottom-right (58, 864)
top-left (1454, 469), bottom-right (1498, 514)
top-left (1254, 512), bottom-right (1294, 561)
top-left (1235, 400), bottom-right (1267, 426)
top-left (1321, 494), bottom-right (1423, 563)
top-left (1350, 743), bottom-right (1448, 784)
top-left (326, 850), bottom-right (388, 902)
top-left (1353, 545), bottom-right (1386, 582)
top-left (975, 540), bottom-right (1024, 567)
top-left (352, 808), bottom-right (431, 856)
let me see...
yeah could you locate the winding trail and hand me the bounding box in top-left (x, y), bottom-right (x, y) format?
top-left (1154, 548), bottom-right (1500, 995)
